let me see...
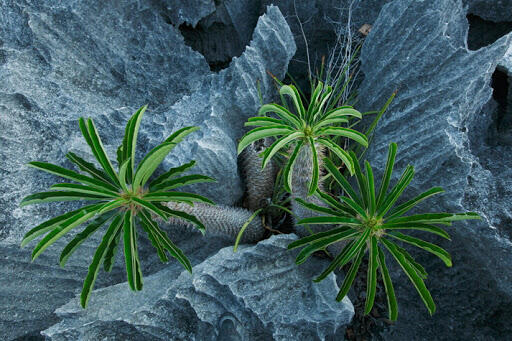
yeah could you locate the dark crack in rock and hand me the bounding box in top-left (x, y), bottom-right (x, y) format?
top-left (356, 0), bottom-right (512, 339)
top-left (43, 234), bottom-right (354, 340)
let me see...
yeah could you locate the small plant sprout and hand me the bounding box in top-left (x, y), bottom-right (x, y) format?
top-left (20, 105), bottom-right (215, 308)
top-left (237, 81), bottom-right (368, 196)
top-left (288, 142), bottom-right (480, 320)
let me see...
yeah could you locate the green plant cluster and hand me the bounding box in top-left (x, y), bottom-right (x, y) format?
top-left (20, 76), bottom-right (479, 321)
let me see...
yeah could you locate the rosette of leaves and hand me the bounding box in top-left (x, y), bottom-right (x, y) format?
top-left (288, 142), bottom-right (480, 320)
top-left (20, 105), bottom-right (215, 308)
top-left (237, 81), bottom-right (368, 196)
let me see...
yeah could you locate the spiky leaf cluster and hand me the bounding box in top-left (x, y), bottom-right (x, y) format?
top-left (237, 82), bottom-right (369, 196)
top-left (20, 105), bottom-right (215, 308)
top-left (288, 142), bottom-right (480, 320)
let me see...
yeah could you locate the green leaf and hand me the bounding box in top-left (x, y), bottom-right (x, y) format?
top-left (322, 158), bottom-right (362, 206)
top-left (339, 196), bottom-right (368, 220)
top-left (258, 103), bottom-right (302, 129)
top-left (376, 142), bottom-right (397, 207)
top-left (288, 226), bottom-right (355, 250)
top-left (103, 225), bottom-right (123, 272)
top-left (280, 85), bottom-right (305, 119)
top-left (20, 191), bottom-right (107, 207)
top-left (386, 231), bottom-right (452, 267)
top-left (234, 209), bottom-right (262, 252)
top-left (50, 183), bottom-right (119, 198)
top-left (21, 205), bottom-right (99, 247)
top-left (364, 236), bottom-right (379, 315)
top-left (365, 161), bottom-right (376, 215)
top-left (350, 151), bottom-right (369, 209)
top-left (151, 174), bottom-right (216, 192)
top-left (323, 107), bottom-right (363, 121)
top-left (154, 203), bottom-right (206, 234)
top-left (27, 161), bottom-right (119, 193)
top-left (283, 140), bottom-right (304, 193)
top-left (31, 204), bottom-right (104, 261)
top-left (307, 137), bottom-right (320, 196)
top-left (118, 158), bottom-right (131, 193)
top-left (245, 116), bottom-right (286, 127)
top-left (124, 105), bottom-right (147, 182)
top-left (149, 160), bottom-right (196, 189)
top-left (131, 197), bottom-right (167, 220)
top-left (313, 240), bottom-right (356, 282)
top-left (393, 243), bottom-right (428, 279)
top-left (98, 199), bottom-right (126, 215)
top-left (297, 216), bottom-right (361, 226)
top-left (336, 245), bottom-right (366, 301)
top-left (313, 190), bottom-right (356, 216)
top-left (143, 191), bottom-right (214, 205)
top-left (377, 246), bottom-right (398, 321)
top-left (66, 151), bottom-right (113, 185)
top-left (313, 117), bottom-right (350, 130)
top-left (133, 142), bottom-right (177, 190)
top-left (294, 198), bottom-right (345, 217)
top-left (262, 132), bottom-right (303, 170)
top-left (316, 127), bottom-right (368, 147)
top-left (381, 222), bottom-right (451, 240)
top-left (123, 211), bottom-right (142, 291)
top-left (80, 213), bottom-right (124, 308)
top-left (59, 213), bottom-right (114, 267)
top-left (316, 138), bottom-right (354, 175)
top-left (84, 118), bottom-right (120, 186)
top-left (139, 210), bottom-right (169, 263)
top-left (296, 229), bottom-right (359, 264)
top-left (237, 126), bottom-right (294, 155)
top-left (164, 126), bottom-right (199, 144)
top-left (386, 212), bottom-right (480, 225)
top-left (378, 165), bottom-right (414, 218)
top-left (307, 81), bottom-right (324, 118)
top-left (139, 210), bottom-right (192, 272)
top-left (381, 238), bottom-right (436, 315)
top-left (386, 187), bottom-right (444, 220)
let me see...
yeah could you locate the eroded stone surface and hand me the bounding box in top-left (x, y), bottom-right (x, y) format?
top-left (357, 0), bottom-right (512, 339)
top-left (43, 234), bottom-right (354, 340)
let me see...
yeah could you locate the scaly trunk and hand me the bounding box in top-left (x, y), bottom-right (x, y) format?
top-left (239, 137), bottom-right (277, 211)
top-left (162, 202), bottom-right (266, 243)
top-left (290, 143), bottom-right (344, 256)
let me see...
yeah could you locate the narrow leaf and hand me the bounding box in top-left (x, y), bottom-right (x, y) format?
top-left (386, 231), bottom-right (452, 267)
top-left (307, 137), bottom-right (319, 195)
top-left (237, 126), bottom-right (294, 155)
top-left (364, 236), bottom-right (379, 315)
top-left (283, 140), bottom-right (304, 193)
top-left (377, 246), bottom-right (398, 321)
top-left (336, 245), bottom-right (366, 301)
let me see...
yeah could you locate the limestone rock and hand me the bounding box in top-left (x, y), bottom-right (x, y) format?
top-left (356, 0), bottom-right (512, 339)
top-left (43, 234), bottom-right (354, 340)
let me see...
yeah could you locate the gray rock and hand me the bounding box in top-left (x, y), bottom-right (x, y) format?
top-left (0, 1), bottom-right (295, 339)
top-left (43, 234), bottom-right (354, 340)
top-left (356, 0), bottom-right (512, 339)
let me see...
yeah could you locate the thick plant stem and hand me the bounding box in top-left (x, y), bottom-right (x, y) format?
top-left (240, 138), bottom-right (277, 211)
top-left (290, 143), bottom-right (344, 256)
top-left (162, 202), bottom-right (266, 243)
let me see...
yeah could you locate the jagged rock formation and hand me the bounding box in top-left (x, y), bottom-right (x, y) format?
top-left (42, 234), bottom-right (354, 340)
top-left (356, 0), bottom-right (512, 339)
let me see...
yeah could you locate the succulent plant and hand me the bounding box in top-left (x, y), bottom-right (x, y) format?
top-left (237, 82), bottom-right (368, 196)
top-left (288, 142), bottom-right (480, 320)
top-left (20, 105), bottom-right (215, 308)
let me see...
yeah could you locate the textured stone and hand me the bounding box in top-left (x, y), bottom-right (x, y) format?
top-left (43, 234), bottom-right (354, 340)
top-left (0, 1), bottom-right (295, 339)
top-left (356, 0), bottom-right (512, 339)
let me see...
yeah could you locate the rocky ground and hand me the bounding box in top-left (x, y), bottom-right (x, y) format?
top-left (1, 0), bottom-right (511, 340)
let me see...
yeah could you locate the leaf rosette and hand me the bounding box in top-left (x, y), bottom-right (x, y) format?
top-left (20, 105), bottom-right (215, 308)
top-left (288, 142), bottom-right (480, 320)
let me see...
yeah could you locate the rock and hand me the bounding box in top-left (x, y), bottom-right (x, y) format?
top-left (356, 0), bottom-right (512, 339)
top-left (43, 234), bottom-right (354, 340)
top-left (0, 1), bottom-right (295, 339)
